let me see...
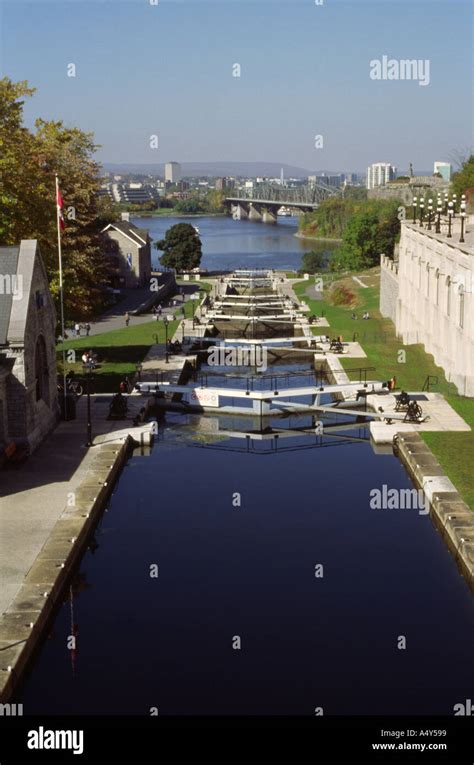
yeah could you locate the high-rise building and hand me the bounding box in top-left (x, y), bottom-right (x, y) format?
top-left (165, 162), bottom-right (182, 184)
top-left (366, 163), bottom-right (396, 189)
top-left (344, 173), bottom-right (358, 185)
top-left (433, 161), bottom-right (452, 182)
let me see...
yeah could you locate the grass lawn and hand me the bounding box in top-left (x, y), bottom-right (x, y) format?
top-left (58, 285), bottom-right (212, 392)
top-left (294, 270), bottom-right (474, 510)
top-left (58, 321), bottom-right (180, 393)
top-left (175, 280), bottom-right (212, 293)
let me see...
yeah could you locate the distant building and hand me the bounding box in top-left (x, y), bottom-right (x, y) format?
top-left (101, 217), bottom-right (152, 289)
top-left (367, 163), bottom-right (396, 189)
top-left (368, 175), bottom-right (450, 204)
top-left (101, 183), bottom-right (159, 205)
top-left (0, 240), bottom-right (58, 454)
top-left (344, 173), bottom-right (358, 185)
top-left (434, 161), bottom-right (452, 182)
top-left (319, 173), bottom-right (344, 188)
top-left (165, 162), bottom-right (182, 184)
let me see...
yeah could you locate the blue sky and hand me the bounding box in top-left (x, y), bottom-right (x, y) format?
top-left (1, 0), bottom-right (472, 172)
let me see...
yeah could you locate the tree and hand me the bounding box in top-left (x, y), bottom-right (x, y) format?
top-left (156, 223), bottom-right (202, 271)
top-left (0, 77), bottom-right (117, 319)
top-left (301, 250), bottom-right (326, 273)
top-left (451, 155), bottom-right (474, 197)
top-left (174, 198), bottom-right (206, 214)
top-left (335, 200), bottom-right (400, 271)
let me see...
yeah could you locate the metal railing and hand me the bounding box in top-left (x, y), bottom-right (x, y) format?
top-left (422, 375), bottom-right (438, 391)
top-left (342, 366), bottom-right (377, 384)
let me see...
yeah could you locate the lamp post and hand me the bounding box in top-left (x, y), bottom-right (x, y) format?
top-left (444, 191), bottom-right (449, 215)
top-left (419, 198), bottom-right (424, 227)
top-left (82, 361), bottom-right (93, 447)
top-left (427, 198), bottom-right (433, 230)
top-left (460, 201), bottom-right (466, 243)
top-left (436, 195), bottom-right (442, 234)
top-left (452, 193), bottom-right (457, 218)
top-left (447, 203), bottom-right (453, 238)
top-left (164, 315), bottom-right (170, 363)
top-left (412, 196), bottom-right (417, 224)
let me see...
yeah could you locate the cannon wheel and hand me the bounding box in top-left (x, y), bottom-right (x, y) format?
top-left (405, 401), bottom-right (423, 422)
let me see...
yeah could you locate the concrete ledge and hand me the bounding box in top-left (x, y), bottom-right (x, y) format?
top-left (0, 436), bottom-right (134, 702)
top-left (394, 432), bottom-right (474, 589)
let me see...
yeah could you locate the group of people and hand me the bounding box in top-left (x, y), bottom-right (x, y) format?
top-left (167, 338), bottom-right (182, 354)
top-left (71, 322), bottom-right (91, 337)
top-left (351, 312), bottom-right (370, 320)
top-left (81, 350), bottom-right (98, 368)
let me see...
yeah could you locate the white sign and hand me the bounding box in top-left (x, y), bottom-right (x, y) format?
top-left (189, 388), bottom-right (219, 408)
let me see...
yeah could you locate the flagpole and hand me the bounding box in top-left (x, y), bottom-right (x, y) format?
top-left (56, 174), bottom-right (68, 419)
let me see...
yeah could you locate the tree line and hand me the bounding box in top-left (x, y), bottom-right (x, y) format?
top-left (0, 78), bottom-right (117, 320)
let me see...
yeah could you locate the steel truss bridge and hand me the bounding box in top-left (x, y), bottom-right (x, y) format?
top-left (225, 181), bottom-right (342, 218)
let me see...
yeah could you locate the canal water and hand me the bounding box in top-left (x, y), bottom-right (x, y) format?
top-left (18, 414), bottom-right (474, 716)
top-left (132, 214), bottom-right (337, 273)
top-left (17, 225), bottom-right (474, 716)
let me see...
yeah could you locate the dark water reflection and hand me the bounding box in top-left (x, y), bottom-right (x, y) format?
top-left (19, 414), bottom-right (474, 716)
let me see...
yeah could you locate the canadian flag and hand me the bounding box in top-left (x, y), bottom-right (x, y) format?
top-left (57, 186), bottom-right (65, 231)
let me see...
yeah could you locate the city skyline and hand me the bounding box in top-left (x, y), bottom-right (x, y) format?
top-left (1, 0), bottom-right (472, 170)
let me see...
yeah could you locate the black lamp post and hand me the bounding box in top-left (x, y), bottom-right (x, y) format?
top-left (436, 195), bottom-right (442, 233)
top-left (460, 201), bottom-right (466, 243)
top-left (447, 203), bottom-right (453, 238)
top-left (412, 196), bottom-right (417, 224)
top-left (427, 198), bottom-right (433, 230)
top-left (164, 315), bottom-right (170, 363)
top-left (82, 361), bottom-right (93, 447)
top-left (452, 193), bottom-right (457, 218)
top-left (419, 198), bottom-right (424, 227)
top-left (444, 191), bottom-right (449, 215)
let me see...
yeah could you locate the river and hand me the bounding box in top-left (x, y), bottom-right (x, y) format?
top-left (132, 214), bottom-right (337, 272)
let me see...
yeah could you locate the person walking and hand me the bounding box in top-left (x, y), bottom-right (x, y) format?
top-left (124, 312), bottom-right (130, 327)
top-left (75, 322), bottom-right (81, 337)
top-left (85, 322), bottom-right (91, 336)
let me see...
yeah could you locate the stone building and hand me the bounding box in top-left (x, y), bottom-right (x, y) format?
top-left (101, 218), bottom-right (152, 289)
top-left (368, 176), bottom-right (450, 206)
top-left (380, 219), bottom-right (474, 397)
top-left (0, 240), bottom-right (58, 453)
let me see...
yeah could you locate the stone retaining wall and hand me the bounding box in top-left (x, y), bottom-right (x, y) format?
top-left (0, 436), bottom-right (134, 702)
top-left (380, 254), bottom-right (399, 323)
top-left (394, 431), bottom-right (474, 589)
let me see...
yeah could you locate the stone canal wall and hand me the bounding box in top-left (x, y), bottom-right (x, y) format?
top-left (394, 431), bottom-right (474, 588)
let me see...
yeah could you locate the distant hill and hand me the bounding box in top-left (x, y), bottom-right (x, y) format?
top-left (101, 161), bottom-right (345, 179)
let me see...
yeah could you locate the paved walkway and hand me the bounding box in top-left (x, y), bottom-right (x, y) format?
top-left (72, 281), bottom-right (202, 338)
top-left (369, 392), bottom-right (471, 444)
top-left (0, 393), bottom-right (152, 618)
top-left (352, 275), bottom-right (369, 288)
